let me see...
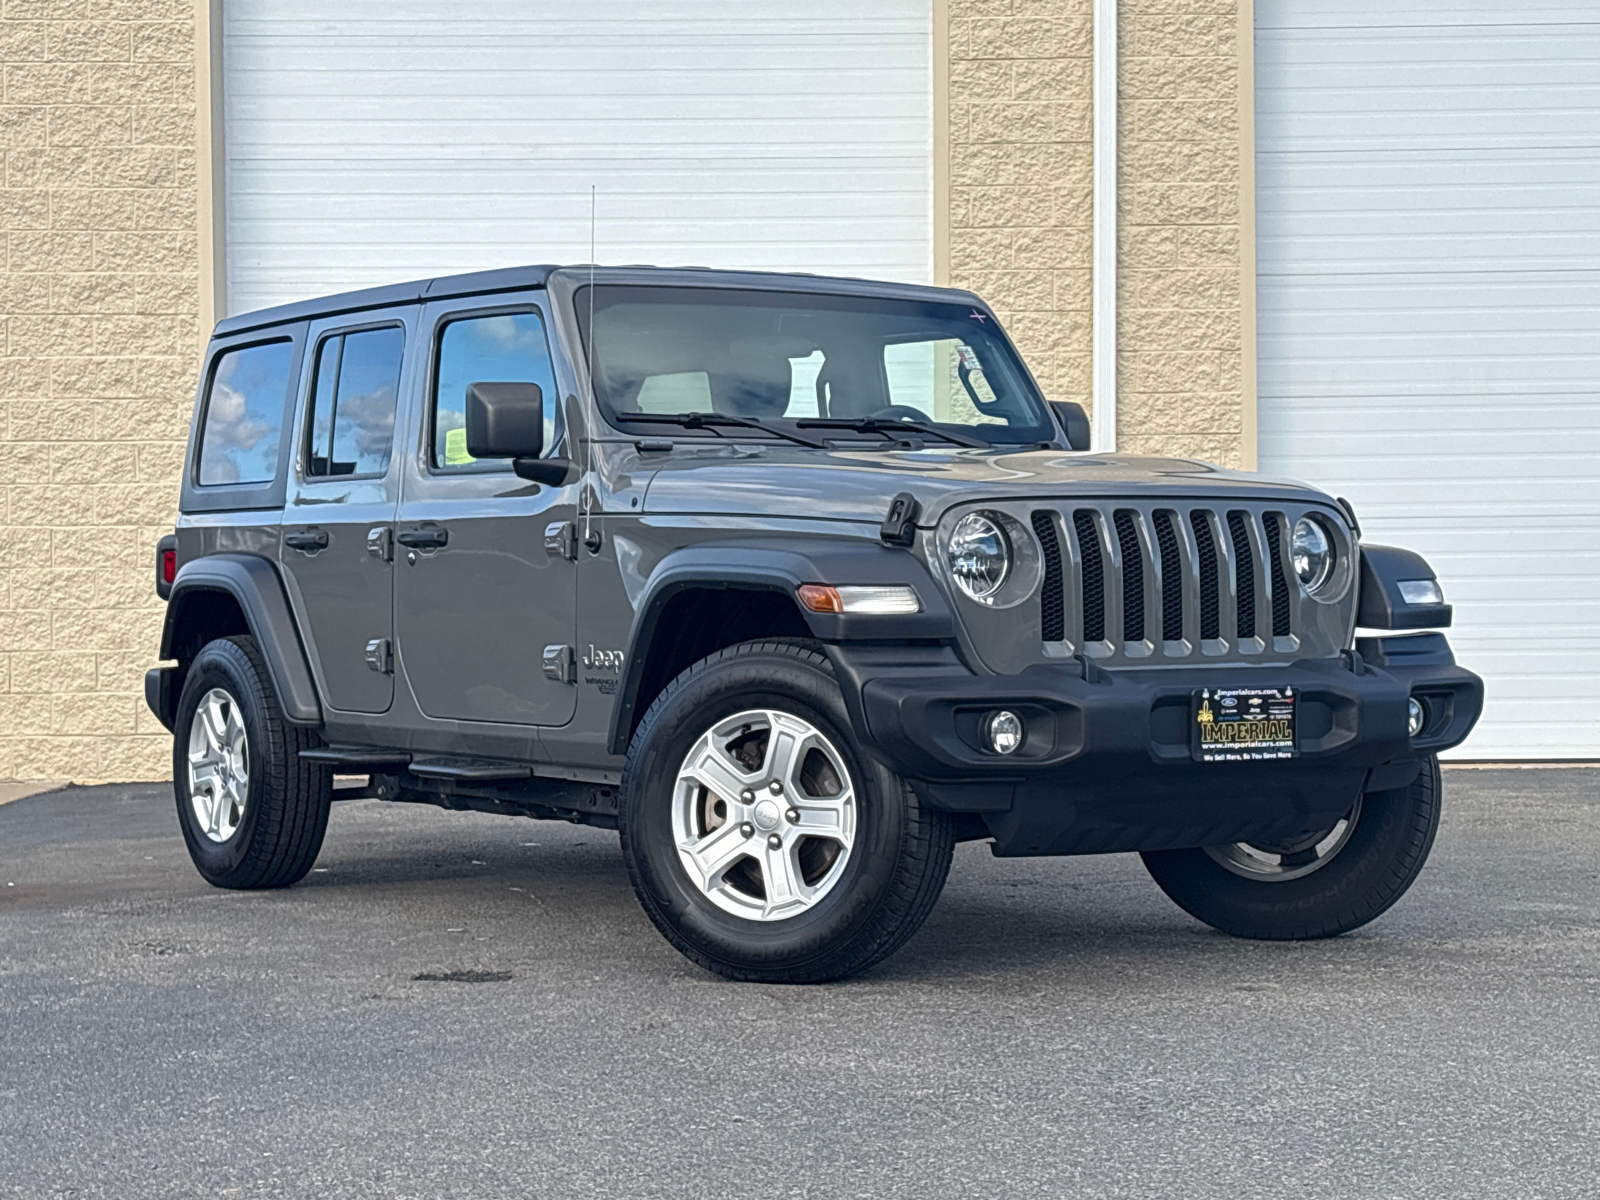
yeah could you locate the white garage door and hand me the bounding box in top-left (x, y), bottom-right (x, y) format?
top-left (223, 0), bottom-right (932, 315)
top-left (1256, 0), bottom-right (1600, 759)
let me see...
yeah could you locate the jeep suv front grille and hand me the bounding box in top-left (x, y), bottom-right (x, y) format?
top-left (1029, 503), bottom-right (1306, 663)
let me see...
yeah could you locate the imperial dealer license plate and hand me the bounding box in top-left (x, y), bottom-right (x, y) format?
top-left (1193, 686), bottom-right (1297, 762)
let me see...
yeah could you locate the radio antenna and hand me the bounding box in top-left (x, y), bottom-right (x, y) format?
top-left (583, 185), bottom-right (597, 547)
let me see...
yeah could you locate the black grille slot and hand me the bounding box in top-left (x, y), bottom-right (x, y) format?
top-left (1113, 510), bottom-right (1144, 643)
top-left (1227, 510), bottom-right (1255, 640)
top-left (1189, 511), bottom-right (1220, 642)
top-left (1154, 511), bottom-right (1183, 642)
top-left (1073, 510), bottom-right (1105, 643)
top-left (1263, 513), bottom-right (1292, 637)
top-left (1032, 511), bottom-right (1065, 642)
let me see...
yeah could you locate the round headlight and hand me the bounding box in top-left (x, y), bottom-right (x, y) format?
top-left (947, 513), bottom-right (1011, 602)
top-left (1291, 517), bottom-right (1335, 594)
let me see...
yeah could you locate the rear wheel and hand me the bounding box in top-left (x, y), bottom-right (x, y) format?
top-left (172, 635), bottom-right (331, 889)
top-left (620, 639), bottom-right (955, 983)
top-left (1141, 757), bottom-right (1442, 940)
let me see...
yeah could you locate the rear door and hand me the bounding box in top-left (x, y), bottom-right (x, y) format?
top-left (278, 307), bottom-right (414, 714)
top-left (392, 292), bottom-right (580, 726)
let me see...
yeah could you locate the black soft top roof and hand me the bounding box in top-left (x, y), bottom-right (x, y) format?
top-left (209, 264), bottom-right (982, 339)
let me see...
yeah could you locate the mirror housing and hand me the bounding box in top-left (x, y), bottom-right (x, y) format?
top-left (1050, 400), bottom-right (1091, 451)
top-left (466, 381), bottom-right (545, 459)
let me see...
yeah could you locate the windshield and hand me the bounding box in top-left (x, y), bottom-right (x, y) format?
top-left (576, 286), bottom-right (1056, 446)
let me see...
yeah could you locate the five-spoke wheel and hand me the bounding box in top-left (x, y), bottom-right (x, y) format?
top-left (620, 639), bottom-right (955, 983)
top-left (186, 687), bottom-right (251, 843)
top-left (673, 709), bottom-right (857, 921)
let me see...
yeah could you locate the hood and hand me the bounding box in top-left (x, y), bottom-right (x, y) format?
top-left (640, 444), bottom-right (1334, 525)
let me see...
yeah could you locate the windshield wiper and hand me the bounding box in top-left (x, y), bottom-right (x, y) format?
top-left (613, 411), bottom-right (828, 449)
top-left (794, 417), bottom-right (988, 449)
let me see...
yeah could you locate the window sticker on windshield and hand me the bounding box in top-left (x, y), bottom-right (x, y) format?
top-left (956, 344), bottom-right (983, 372)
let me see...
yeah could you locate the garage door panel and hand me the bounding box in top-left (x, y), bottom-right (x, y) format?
top-left (225, 1), bottom-right (932, 313)
top-left (1258, 1), bottom-right (1600, 758)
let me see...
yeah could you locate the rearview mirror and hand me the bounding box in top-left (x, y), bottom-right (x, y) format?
top-left (1050, 400), bottom-right (1091, 451)
top-left (466, 381), bottom-right (545, 459)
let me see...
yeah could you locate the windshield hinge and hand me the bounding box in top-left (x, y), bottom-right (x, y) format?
top-left (880, 492), bottom-right (920, 548)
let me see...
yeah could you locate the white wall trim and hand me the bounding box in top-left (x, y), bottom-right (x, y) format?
top-left (1091, 0), bottom-right (1118, 451)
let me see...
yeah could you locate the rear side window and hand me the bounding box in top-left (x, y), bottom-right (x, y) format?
top-left (198, 340), bottom-right (294, 486)
top-left (305, 326), bottom-right (404, 479)
top-left (432, 311), bottom-right (559, 469)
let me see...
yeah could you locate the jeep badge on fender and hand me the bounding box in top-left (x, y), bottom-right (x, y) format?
top-left (146, 264), bottom-right (1483, 983)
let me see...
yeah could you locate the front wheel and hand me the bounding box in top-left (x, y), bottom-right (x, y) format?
top-left (1141, 757), bottom-right (1442, 940)
top-left (619, 639), bottom-right (955, 983)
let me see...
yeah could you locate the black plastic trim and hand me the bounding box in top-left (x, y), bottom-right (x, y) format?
top-left (606, 540), bottom-right (954, 753)
top-left (158, 554), bottom-right (322, 725)
top-left (1357, 544), bottom-right (1454, 630)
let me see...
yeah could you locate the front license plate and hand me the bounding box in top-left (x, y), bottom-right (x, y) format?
top-left (1193, 686), bottom-right (1297, 762)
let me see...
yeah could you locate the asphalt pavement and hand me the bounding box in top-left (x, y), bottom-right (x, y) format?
top-left (1, 768), bottom-right (1596, 1198)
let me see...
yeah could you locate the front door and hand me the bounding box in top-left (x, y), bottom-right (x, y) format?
top-left (279, 308), bottom-right (413, 714)
top-left (393, 294), bottom-right (580, 726)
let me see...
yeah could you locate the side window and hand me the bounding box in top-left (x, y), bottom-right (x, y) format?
top-left (432, 311), bottom-right (559, 469)
top-left (305, 326), bottom-right (404, 479)
top-left (197, 340), bottom-right (294, 486)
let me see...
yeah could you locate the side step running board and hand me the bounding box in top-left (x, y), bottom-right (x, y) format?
top-left (298, 747), bottom-right (533, 782)
top-left (407, 757), bottom-right (533, 781)
top-left (300, 746), bottom-right (412, 766)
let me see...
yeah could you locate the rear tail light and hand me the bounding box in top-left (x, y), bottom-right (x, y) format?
top-left (155, 535), bottom-right (178, 600)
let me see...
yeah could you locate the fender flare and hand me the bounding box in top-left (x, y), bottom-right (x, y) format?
top-left (1356, 544), bottom-right (1453, 631)
top-left (606, 539), bottom-right (953, 754)
top-left (160, 553), bottom-right (323, 725)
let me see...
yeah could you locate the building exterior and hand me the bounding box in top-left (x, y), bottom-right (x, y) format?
top-left (1, 0), bottom-right (1590, 780)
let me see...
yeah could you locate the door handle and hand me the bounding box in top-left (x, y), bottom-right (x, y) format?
top-left (396, 524), bottom-right (448, 550)
top-left (284, 528), bottom-right (329, 552)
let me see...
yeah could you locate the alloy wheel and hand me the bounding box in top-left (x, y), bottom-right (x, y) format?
top-left (671, 709), bottom-right (857, 921)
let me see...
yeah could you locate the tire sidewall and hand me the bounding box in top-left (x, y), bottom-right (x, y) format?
top-left (621, 650), bottom-right (907, 972)
top-left (1145, 758), bottom-right (1441, 937)
top-left (172, 639), bottom-right (274, 883)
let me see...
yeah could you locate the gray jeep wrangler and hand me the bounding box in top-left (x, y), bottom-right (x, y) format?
top-left (147, 265), bottom-right (1484, 982)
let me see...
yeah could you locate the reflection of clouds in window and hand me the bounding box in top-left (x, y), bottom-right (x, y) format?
top-left (331, 381), bottom-right (397, 471)
top-left (307, 327), bottom-right (402, 478)
top-left (199, 341), bottom-right (291, 486)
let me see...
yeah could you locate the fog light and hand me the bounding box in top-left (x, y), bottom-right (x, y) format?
top-left (985, 710), bottom-right (1024, 755)
top-left (1408, 697), bottom-right (1426, 738)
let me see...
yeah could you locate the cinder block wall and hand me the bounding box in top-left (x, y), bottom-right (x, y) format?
top-left (946, 0), bottom-right (1249, 467)
top-left (0, 1), bottom-right (200, 782)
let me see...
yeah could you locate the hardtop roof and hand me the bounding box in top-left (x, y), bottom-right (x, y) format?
top-left (209, 264), bottom-right (982, 339)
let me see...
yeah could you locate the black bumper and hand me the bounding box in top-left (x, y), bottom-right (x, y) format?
top-left (828, 633), bottom-right (1483, 858)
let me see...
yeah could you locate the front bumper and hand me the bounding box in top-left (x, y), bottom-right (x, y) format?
top-left (828, 633), bottom-right (1483, 857)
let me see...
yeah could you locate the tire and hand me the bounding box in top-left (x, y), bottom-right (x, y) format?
top-left (619, 639), bottom-right (956, 983)
top-left (1141, 757), bottom-right (1442, 940)
top-left (172, 635), bottom-right (331, 889)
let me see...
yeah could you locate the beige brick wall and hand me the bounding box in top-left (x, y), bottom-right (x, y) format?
top-left (1118, 0), bottom-right (1247, 466)
top-left (945, 0), bottom-right (1249, 467)
top-left (1, 0), bottom-right (199, 783)
top-left (948, 0), bottom-right (1096, 415)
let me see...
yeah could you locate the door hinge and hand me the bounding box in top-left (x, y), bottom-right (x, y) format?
top-left (544, 521), bottom-right (577, 561)
top-left (365, 638), bottom-right (392, 674)
top-left (542, 644), bottom-right (576, 684)
top-left (366, 526), bottom-right (392, 562)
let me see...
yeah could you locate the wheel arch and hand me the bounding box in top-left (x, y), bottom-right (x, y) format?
top-left (605, 540), bottom-right (953, 755)
top-left (158, 554), bottom-right (322, 727)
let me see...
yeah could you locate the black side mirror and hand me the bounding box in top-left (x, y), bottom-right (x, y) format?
top-left (465, 381), bottom-right (574, 486)
top-left (1049, 400), bottom-right (1091, 451)
top-left (466, 381), bottom-right (545, 458)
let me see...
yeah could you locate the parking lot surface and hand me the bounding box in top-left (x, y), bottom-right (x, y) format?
top-left (1, 767), bottom-right (1596, 1199)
